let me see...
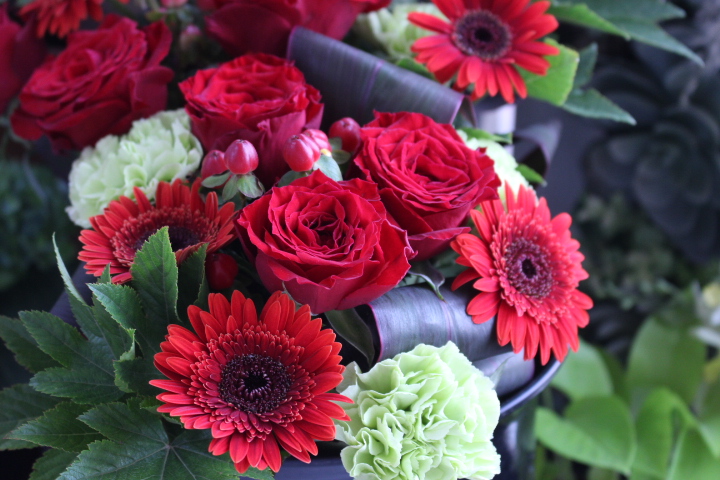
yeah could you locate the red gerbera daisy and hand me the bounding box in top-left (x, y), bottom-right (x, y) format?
top-left (78, 179), bottom-right (237, 284)
top-left (409, 0), bottom-right (559, 103)
top-left (150, 291), bottom-right (351, 473)
top-left (451, 185), bottom-right (593, 364)
top-left (21, 0), bottom-right (126, 38)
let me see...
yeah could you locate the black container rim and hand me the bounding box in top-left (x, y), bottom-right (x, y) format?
top-left (500, 357), bottom-right (560, 418)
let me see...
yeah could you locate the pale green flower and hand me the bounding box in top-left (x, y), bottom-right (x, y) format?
top-left (457, 129), bottom-right (530, 201)
top-left (336, 342), bottom-right (501, 480)
top-left (354, 3), bottom-right (446, 61)
top-left (66, 109), bottom-right (203, 228)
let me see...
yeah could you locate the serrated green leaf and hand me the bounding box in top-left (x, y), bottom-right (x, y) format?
top-left (552, 340), bottom-right (614, 401)
top-left (633, 388), bottom-right (696, 479)
top-left (243, 466), bottom-right (277, 480)
top-left (535, 396), bottom-right (636, 474)
top-left (314, 155), bottom-right (343, 181)
top-left (177, 244), bottom-right (209, 325)
top-left (29, 449), bottom-right (79, 480)
top-left (575, 43), bottom-right (598, 88)
top-left (667, 428), bottom-right (720, 480)
top-left (54, 236), bottom-right (85, 305)
top-left (0, 384), bottom-right (61, 450)
top-left (521, 40), bottom-right (579, 106)
top-left (114, 357), bottom-right (161, 396)
top-left (0, 315), bottom-right (59, 373)
top-left (130, 227), bottom-right (180, 327)
top-left (10, 402), bottom-right (104, 452)
top-left (562, 89), bottom-right (636, 124)
top-left (99, 264), bottom-right (112, 284)
top-left (76, 296), bottom-right (134, 362)
top-left (325, 308), bottom-right (375, 365)
top-left (89, 283), bottom-right (163, 358)
top-left (58, 402), bottom-right (238, 480)
top-left (627, 319), bottom-right (706, 405)
top-left (31, 366), bottom-right (124, 405)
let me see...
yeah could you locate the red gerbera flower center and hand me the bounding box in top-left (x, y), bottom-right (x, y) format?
top-left (452, 10), bottom-right (513, 61)
top-left (504, 238), bottom-right (554, 299)
top-left (219, 354), bottom-right (293, 414)
top-left (111, 206), bottom-right (216, 265)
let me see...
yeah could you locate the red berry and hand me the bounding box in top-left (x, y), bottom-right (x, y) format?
top-left (224, 139), bottom-right (259, 175)
top-left (283, 134), bottom-right (320, 172)
top-left (205, 253), bottom-right (238, 290)
top-left (302, 128), bottom-right (331, 151)
top-left (329, 117), bottom-right (361, 153)
top-left (200, 150), bottom-right (228, 180)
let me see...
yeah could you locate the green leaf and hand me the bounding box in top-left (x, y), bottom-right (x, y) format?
top-left (517, 164), bottom-right (547, 185)
top-left (0, 315), bottom-right (59, 373)
top-left (89, 283), bottom-right (163, 358)
top-left (277, 170), bottom-right (304, 187)
top-left (313, 154), bottom-right (343, 181)
top-left (10, 402), bottom-right (103, 452)
top-left (331, 149), bottom-right (351, 165)
top-left (668, 429), bottom-right (720, 480)
top-left (221, 174), bottom-right (241, 202)
top-left (99, 264), bottom-right (112, 285)
top-left (201, 171), bottom-right (231, 189)
top-left (575, 43), bottom-right (598, 88)
top-left (31, 366), bottom-right (124, 405)
top-left (130, 227), bottom-right (180, 328)
top-left (237, 173), bottom-right (265, 198)
top-left (29, 449), bottom-right (79, 480)
top-left (549, 4), bottom-right (627, 37)
top-left (697, 378), bottom-right (720, 457)
top-left (405, 261), bottom-right (445, 300)
top-left (58, 402), bottom-right (239, 480)
top-left (552, 340), bottom-right (614, 401)
top-left (177, 244), bottom-right (209, 324)
top-left (521, 40), bottom-right (579, 106)
top-left (561, 89), bottom-right (636, 124)
top-left (633, 388), bottom-right (696, 479)
top-left (566, 0), bottom-right (685, 23)
top-left (395, 57), bottom-right (433, 79)
top-left (114, 357), bottom-right (162, 396)
top-left (611, 18), bottom-right (702, 65)
top-left (325, 308), bottom-right (376, 365)
top-left (535, 396), bottom-right (636, 474)
top-left (627, 319), bottom-right (706, 405)
top-left (54, 236), bottom-right (84, 305)
top-left (0, 384), bottom-right (61, 450)
top-left (457, 127), bottom-right (512, 144)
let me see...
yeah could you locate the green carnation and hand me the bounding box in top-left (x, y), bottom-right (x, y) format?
top-left (354, 3), bottom-right (446, 61)
top-left (336, 342), bottom-right (501, 480)
top-left (66, 109), bottom-right (203, 228)
top-left (457, 130), bottom-right (530, 200)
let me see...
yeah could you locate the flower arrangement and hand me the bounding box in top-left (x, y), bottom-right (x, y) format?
top-left (0, 0), bottom-right (710, 479)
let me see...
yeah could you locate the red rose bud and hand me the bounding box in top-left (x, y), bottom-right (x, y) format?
top-left (205, 253), bottom-right (239, 290)
top-left (201, 150), bottom-right (228, 180)
top-left (329, 117), bottom-right (362, 153)
top-left (283, 134), bottom-right (320, 172)
top-left (302, 128), bottom-right (331, 151)
top-left (225, 139), bottom-right (259, 175)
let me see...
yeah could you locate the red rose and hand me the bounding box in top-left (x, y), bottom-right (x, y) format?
top-left (180, 53), bottom-right (323, 187)
top-left (0, 5), bottom-right (46, 114)
top-left (354, 112), bottom-right (500, 261)
top-left (10, 16), bottom-right (173, 152)
top-left (206, 0), bottom-right (390, 57)
top-left (237, 170), bottom-right (412, 314)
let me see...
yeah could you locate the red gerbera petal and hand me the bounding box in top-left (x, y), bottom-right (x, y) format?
top-left (451, 185), bottom-right (593, 364)
top-left (20, 0), bottom-right (128, 38)
top-left (151, 291), bottom-right (352, 473)
top-left (410, 0), bottom-right (559, 103)
top-left (78, 179), bottom-right (237, 284)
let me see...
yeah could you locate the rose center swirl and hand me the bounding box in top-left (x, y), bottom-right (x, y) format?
top-left (452, 9), bottom-right (513, 60)
top-left (219, 354), bottom-right (292, 414)
top-left (504, 238), bottom-right (554, 298)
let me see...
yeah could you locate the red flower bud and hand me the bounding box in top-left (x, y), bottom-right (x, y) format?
top-left (329, 117), bottom-right (361, 153)
top-left (201, 150), bottom-right (228, 179)
top-left (283, 134), bottom-right (320, 172)
top-left (205, 253), bottom-right (239, 290)
top-left (302, 128), bottom-right (331, 151)
top-left (225, 139), bottom-right (259, 175)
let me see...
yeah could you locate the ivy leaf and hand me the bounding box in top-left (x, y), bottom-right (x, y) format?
top-left (29, 449), bottom-right (79, 480)
top-left (0, 384), bottom-right (61, 450)
top-left (521, 40), bottom-right (579, 106)
top-left (535, 396), bottom-right (636, 474)
top-left (57, 402), bottom-right (239, 480)
top-left (130, 227), bottom-right (180, 327)
top-left (10, 402), bottom-right (103, 452)
top-left (0, 315), bottom-right (59, 373)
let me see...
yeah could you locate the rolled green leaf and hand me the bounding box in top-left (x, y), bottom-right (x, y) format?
top-left (360, 284), bottom-right (511, 362)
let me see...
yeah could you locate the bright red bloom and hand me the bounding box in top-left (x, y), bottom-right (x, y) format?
top-left (451, 186), bottom-right (593, 364)
top-left (409, 0), bottom-right (559, 103)
top-left (78, 180), bottom-right (237, 284)
top-left (151, 291), bottom-right (351, 473)
top-left (21, 0), bottom-right (127, 38)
